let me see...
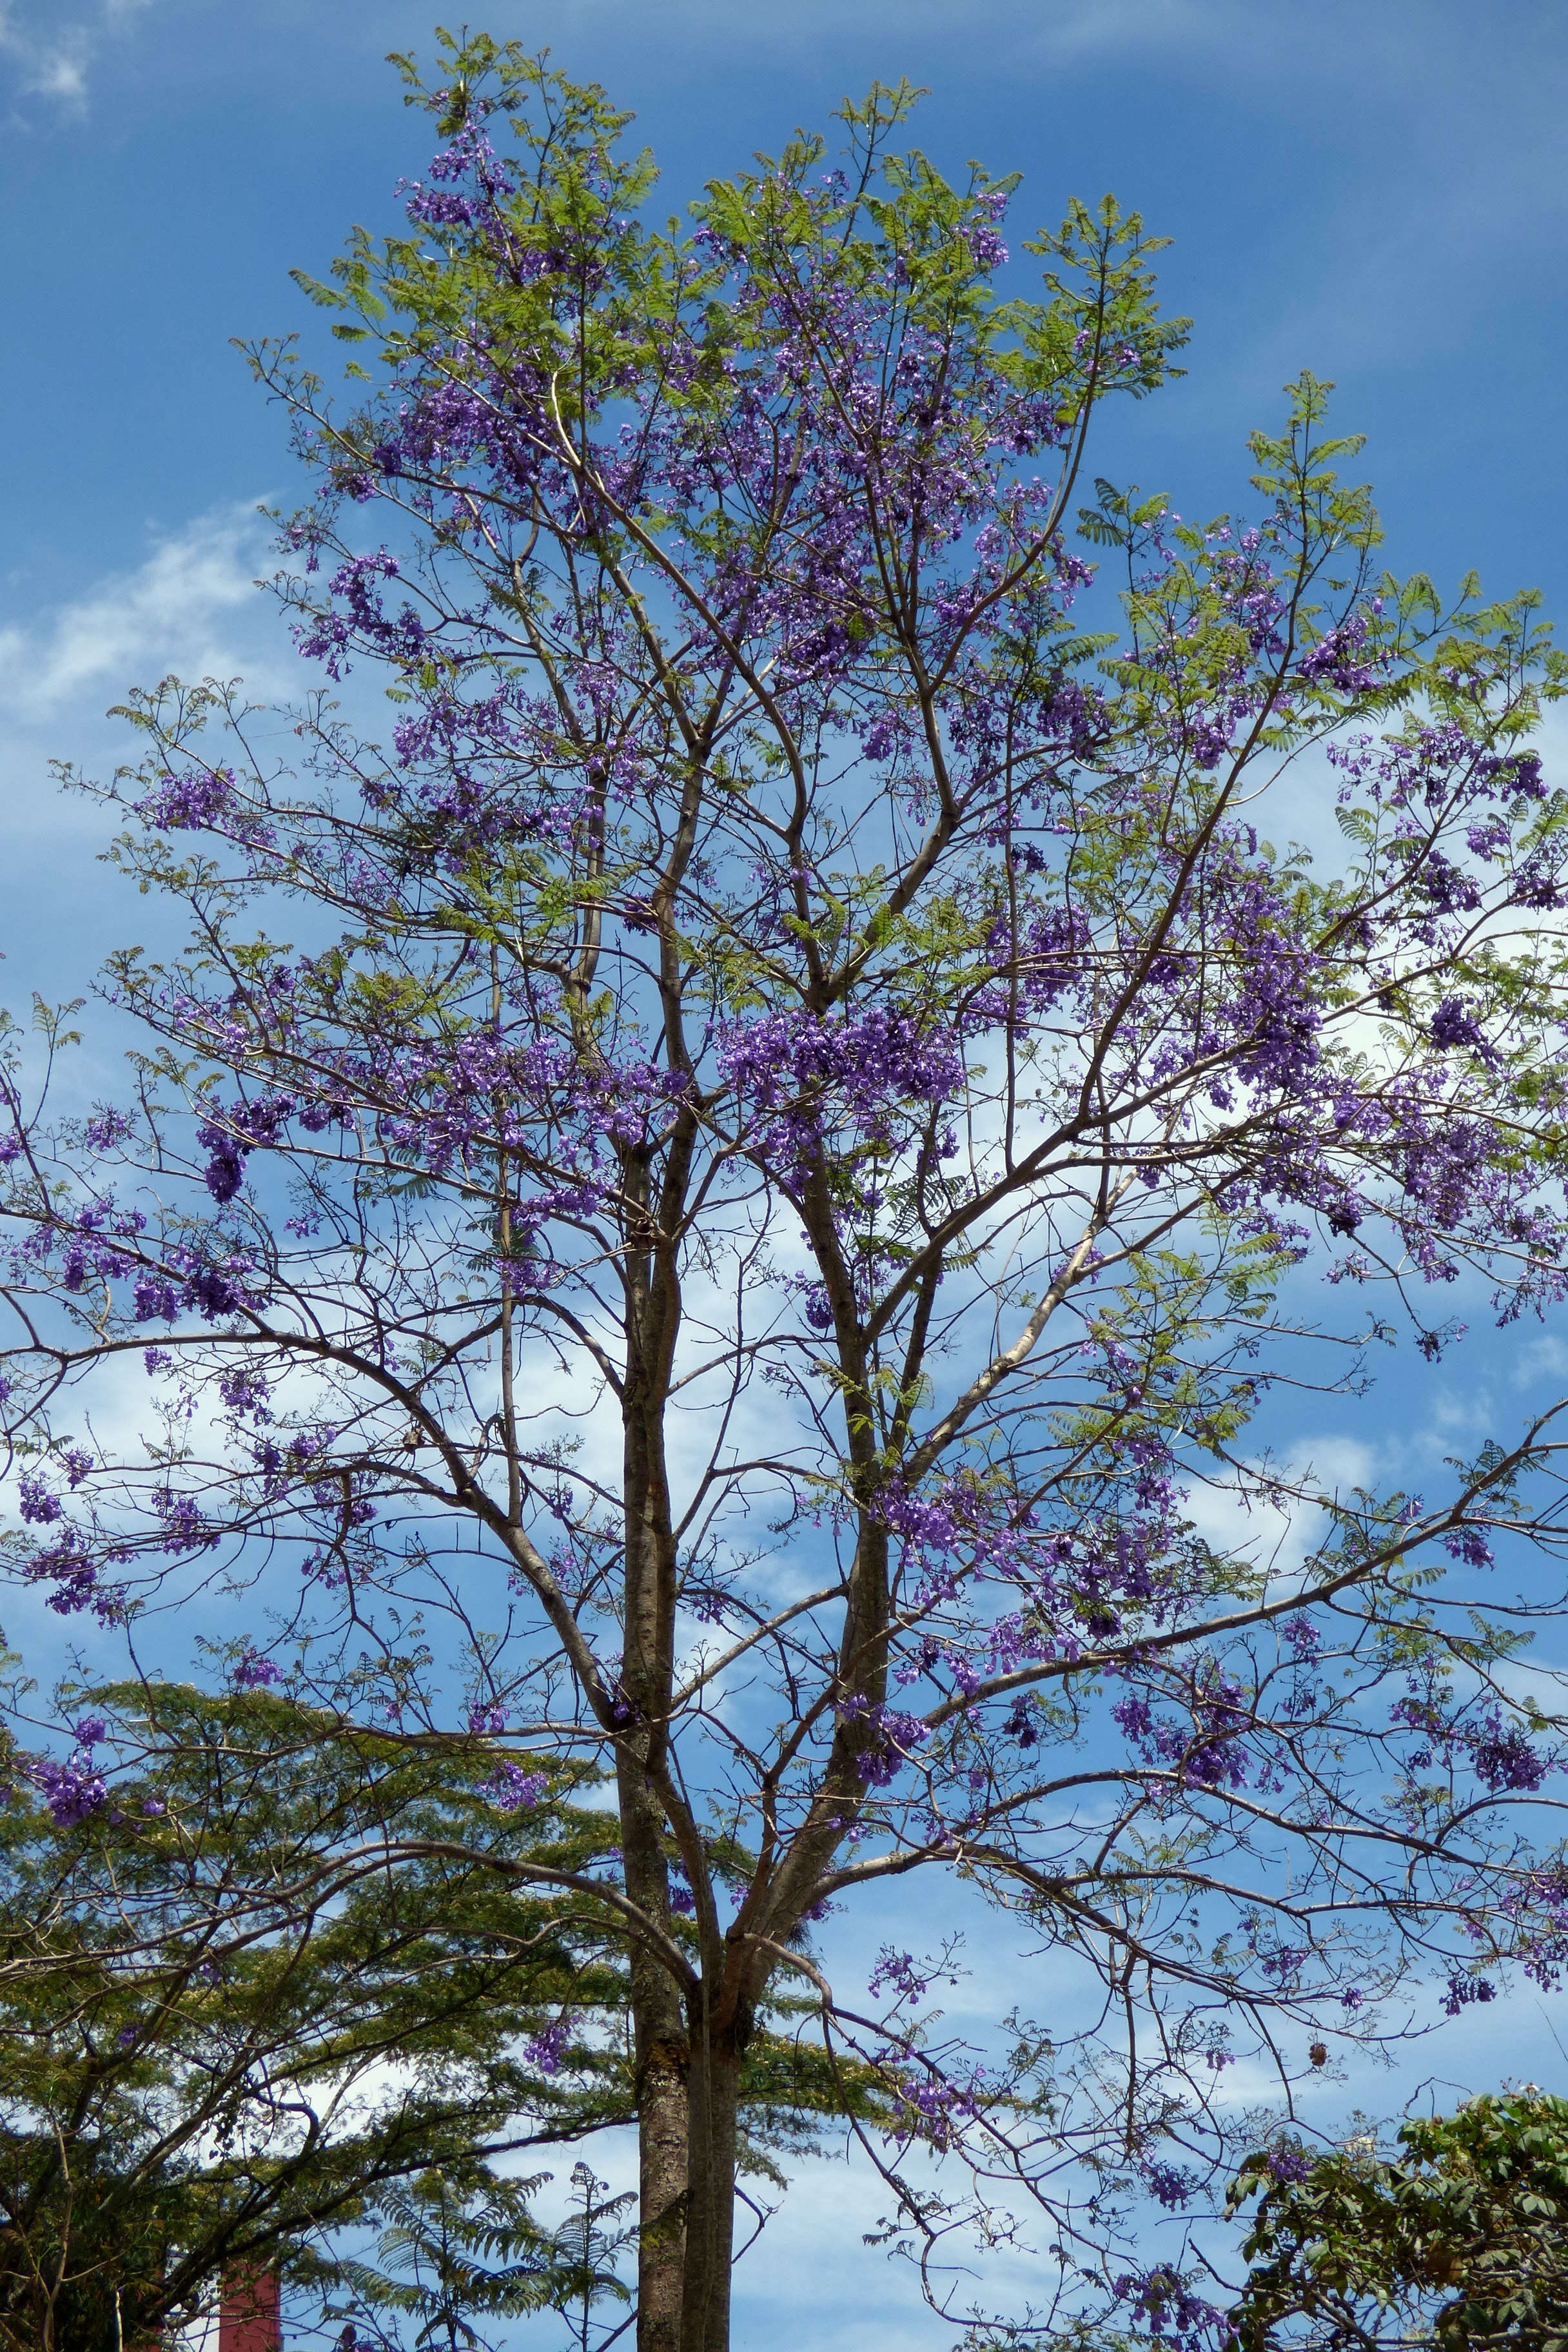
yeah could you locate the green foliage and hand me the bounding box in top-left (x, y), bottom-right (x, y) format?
top-left (300, 2160), bottom-right (636, 2352)
top-left (0, 1674), bottom-right (891, 2347)
top-left (0, 1678), bottom-right (624, 2351)
top-left (1226, 2091), bottom-right (1568, 2349)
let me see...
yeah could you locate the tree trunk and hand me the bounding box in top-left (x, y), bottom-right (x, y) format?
top-left (617, 1139), bottom-right (718, 2349)
top-left (618, 1396), bottom-right (689, 2352)
top-left (617, 1740), bottom-right (689, 2352)
top-left (679, 2005), bottom-right (740, 2352)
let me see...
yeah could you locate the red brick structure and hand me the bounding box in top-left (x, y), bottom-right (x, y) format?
top-left (217, 2270), bottom-right (280, 2351)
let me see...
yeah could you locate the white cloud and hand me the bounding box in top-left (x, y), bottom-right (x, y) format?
top-left (518, 0), bottom-right (1418, 87)
top-left (0, 0), bottom-right (153, 112)
top-left (1181, 1434), bottom-right (1386, 1591)
top-left (1511, 1333), bottom-right (1568, 1390)
top-left (0, 500), bottom-right (279, 725)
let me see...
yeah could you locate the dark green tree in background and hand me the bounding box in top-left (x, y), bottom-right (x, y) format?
top-left (1225, 2090), bottom-right (1568, 2349)
top-left (0, 1669), bottom-right (880, 2351)
top-left (0, 1674), bottom-right (618, 2351)
top-left (306, 2159), bottom-right (636, 2352)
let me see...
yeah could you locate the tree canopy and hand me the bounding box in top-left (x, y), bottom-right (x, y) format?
top-left (4, 31), bottom-right (1568, 2351)
top-left (1225, 2092), bottom-right (1568, 2350)
top-left (0, 1676), bottom-right (619, 2350)
top-left (0, 1672), bottom-right (865, 2349)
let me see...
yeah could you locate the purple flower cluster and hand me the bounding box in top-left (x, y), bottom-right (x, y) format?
top-left (25, 1718), bottom-right (108, 1828)
top-left (1143, 2159), bottom-right (1192, 2210)
top-left (1441, 1972), bottom-right (1499, 2017)
top-left (888, 2068), bottom-right (986, 2154)
top-left (16, 1526), bottom-right (125, 1622)
top-left (720, 1008), bottom-right (964, 1186)
top-left (134, 765), bottom-right (237, 830)
top-left (130, 1242), bottom-right (262, 1327)
top-left (231, 1645), bottom-right (282, 1689)
top-left (868, 1946), bottom-right (930, 2003)
top-left (837, 1696), bottom-right (932, 1787)
top-left (1111, 2267), bottom-right (1220, 2351)
top-left (1113, 1670), bottom-right (1253, 1792)
top-left (482, 1762), bottom-right (548, 1812)
top-left (1390, 1685), bottom-right (1553, 1795)
top-left (525, 2015), bottom-right (571, 2075)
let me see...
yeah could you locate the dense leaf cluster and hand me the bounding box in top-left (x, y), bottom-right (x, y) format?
top-left (1227, 2093), bottom-right (1568, 2349)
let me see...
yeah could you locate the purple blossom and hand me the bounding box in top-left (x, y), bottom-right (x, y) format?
top-left (838, 1698), bottom-right (932, 1787)
top-left (525, 2016), bottom-right (571, 2074)
top-left (154, 1489), bottom-right (217, 1556)
top-left (1429, 997), bottom-right (1489, 1055)
top-left (482, 1762), bottom-right (547, 1812)
top-left (1112, 2267), bottom-right (1220, 2349)
top-left (201, 1132), bottom-right (246, 1204)
top-left (26, 1749), bottom-right (108, 1827)
top-left (135, 766), bottom-right (237, 830)
top-left (16, 1471), bottom-right (61, 1525)
top-left (232, 1645), bottom-right (282, 1689)
top-left (1470, 1712), bottom-right (1549, 1794)
top-left (1143, 2160), bottom-right (1192, 2209)
top-left (1442, 1972), bottom-right (1498, 2016)
top-left (83, 1108), bottom-right (135, 1152)
top-left (869, 1947), bottom-right (929, 2003)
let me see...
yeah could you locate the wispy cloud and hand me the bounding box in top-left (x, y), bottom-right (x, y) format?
top-left (0, 0), bottom-right (155, 112)
top-left (0, 500), bottom-right (277, 725)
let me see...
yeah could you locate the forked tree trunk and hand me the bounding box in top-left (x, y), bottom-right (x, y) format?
top-left (622, 1954), bottom-right (742, 2352)
top-left (619, 1364), bottom-right (693, 2352)
top-left (616, 1131), bottom-right (739, 2350)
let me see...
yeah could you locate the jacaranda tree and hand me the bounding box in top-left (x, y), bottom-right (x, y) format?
top-left (5, 33), bottom-right (1568, 2351)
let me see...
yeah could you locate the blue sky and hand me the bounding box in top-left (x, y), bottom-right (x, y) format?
top-left (5, 4), bottom-right (1568, 2346)
top-left (5, 0), bottom-right (1568, 977)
